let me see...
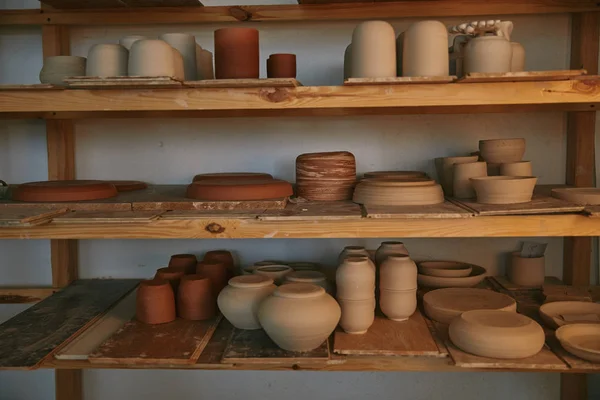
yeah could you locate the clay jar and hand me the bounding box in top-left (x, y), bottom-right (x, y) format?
top-left (402, 20), bottom-right (449, 77)
top-left (168, 254), bottom-right (197, 274)
top-left (380, 289), bottom-right (417, 321)
top-left (379, 255), bottom-right (417, 291)
top-left (197, 261), bottom-right (229, 297)
top-left (136, 279), bottom-right (176, 324)
top-left (453, 161), bottom-right (488, 199)
top-left (464, 35), bottom-right (513, 74)
top-left (510, 42), bottom-right (526, 72)
top-left (267, 54), bottom-right (296, 78)
top-left (500, 161), bottom-right (532, 177)
top-left (214, 28), bottom-right (259, 79)
top-left (435, 156), bottom-right (479, 196)
top-left (177, 275), bottom-right (216, 321)
top-left (129, 39), bottom-right (183, 80)
top-left (160, 33), bottom-right (197, 80)
top-left (195, 44), bottom-right (214, 80)
top-left (253, 265), bottom-right (293, 285)
top-left (338, 246), bottom-right (374, 268)
top-left (217, 275), bottom-right (276, 329)
top-left (336, 255), bottom-right (375, 300)
top-left (284, 271), bottom-right (331, 294)
top-left (375, 241), bottom-right (409, 267)
top-left (509, 252), bottom-right (545, 287)
top-left (39, 56), bottom-right (86, 86)
top-left (338, 298), bottom-right (376, 334)
top-left (119, 35), bottom-right (147, 51)
top-left (258, 283), bottom-right (341, 351)
top-left (203, 250), bottom-right (235, 279)
top-left (351, 21), bottom-right (396, 78)
top-left (86, 44), bottom-right (128, 77)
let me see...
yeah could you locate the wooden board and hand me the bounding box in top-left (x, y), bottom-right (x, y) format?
top-left (55, 290), bottom-right (136, 360)
top-left (221, 328), bottom-right (329, 364)
top-left (0, 279), bottom-right (139, 369)
top-left (365, 201), bottom-right (472, 219)
top-left (259, 201), bottom-right (362, 220)
top-left (547, 334), bottom-right (600, 371)
top-left (0, 84), bottom-right (62, 90)
top-left (0, 196), bottom-right (132, 212)
top-left (41, 0), bottom-right (201, 8)
top-left (184, 78), bottom-right (301, 88)
top-left (344, 76), bottom-right (457, 86)
top-left (0, 287), bottom-right (57, 304)
top-left (333, 310), bottom-right (443, 357)
top-left (449, 194), bottom-right (584, 216)
top-left (0, 208), bottom-right (67, 226)
top-left (64, 76), bottom-right (182, 89)
top-left (493, 275), bottom-right (564, 291)
top-left (53, 210), bottom-right (163, 223)
top-left (89, 315), bottom-right (222, 365)
top-left (197, 319), bottom-right (235, 366)
top-left (162, 209), bottom-right (264, 220)
top-left (584, 205), bottom-right (600, 216)
top-left (458, 70), bottom-right (587, 83)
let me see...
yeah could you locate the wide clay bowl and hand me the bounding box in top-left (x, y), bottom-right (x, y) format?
top-left (449, 310), bottom-right (545, 359)
top-left (363, 170), bottom-right (427, 180)
top-left (186, 178), bottom-right (293, 201)
top-left (539, 301), bottom-right (600, 329)
top-left (418, 261), bottom-right (473, 278)
top-left (423, 288), bottom-right (516, 324)
top-left (470, 176), bottom-right (537, 204)
top-left (353, 181), bottom-right (444, 206)
top-left (551, 188), bottom-right (600, 205)
top-left (193, 172), bottom-right (273, 182)
top-left (479, 138), bottom-right (526, 164)
top-left (12, 180), bottom-right (118, 202)
top-left (417, 264), bottom-right (486, 288)
top-left (556, 324), bottom-right (600, 363)
top-left (39, 55), bottom-right (86, 86)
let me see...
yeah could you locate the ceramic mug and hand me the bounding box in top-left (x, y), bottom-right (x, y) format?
top-left (86, 44), bottom-right (128, 77)
top-left (39, 56), bottom-right (86, 86)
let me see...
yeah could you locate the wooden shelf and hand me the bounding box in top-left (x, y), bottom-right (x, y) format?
top-left (0, 80), bottom-right (599, 119)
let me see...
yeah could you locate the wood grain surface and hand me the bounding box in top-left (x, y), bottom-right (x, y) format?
top-left (449, 194), bottom-right (584, 216)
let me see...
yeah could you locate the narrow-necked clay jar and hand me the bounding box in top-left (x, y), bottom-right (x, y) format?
top-left (168, 253), bottom-right (197, 274)
top-left (214, 28), bottom-right (259, 79)
top-left (196, 261), bottom-right (229, 297)
top-left (435, 156), bottom-right (479, 196)
top-left (453, 161), bottom-right (488, 199)
top-left (380, 288), bottom-right (417, 321)
top-left (338, 297), bottom-right (375, 334)
top-left (129, 39), bottom-right (181, 79)
top-left (402, 20), bottom-right (449, 77)
top-left (195, 44), bottom-right (214, 80)
top-left (258, 283), bottom-right (341, 351)
top-left (284, 271), bottom-right (331, 294)
top-left (379, 254), bottom-right (417, 291)
top-left (119, 35), bottom-right (147, 51)
top-left (351, 21), bottom-right (396, 78)
top-left (464, 35), bottom-right (513, 74)
top-left (253, 265), bottom-right (293, 285)
top-left (508, 252), bottom-right (545, 287)
top-left (39, 56), bottom-right (86, 86)
top-left (160, 33), bottom-right (197, 80)
top-left (336, 255), bottom-right (375, 300)
top-left (177, 274), bottom-right (216, 321)
top-left (510, 42), bottom-right (526, 72)
top-left (154, 267), bottom-right (185, 293)
top-left (375, 241), bottom-right (409, 267)
top-left (217, 275), bottom-right (276, 329)
top-left (343, 44), bottom-right (352, 79)
top-left (267, 54), bottom-right (296, 78)
top-left (86, 44), bottom-right (128, 77)
top-left (204, 250), bottom-right (235, 279)
top-left (338, 245), bottom-right (374, 269)
top-left (500, 161), bottom-right (532, 177)
top-left (136, 279), bottom-right (176, 324)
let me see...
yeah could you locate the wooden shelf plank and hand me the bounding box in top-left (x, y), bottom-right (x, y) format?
top-left (0, 287), bottom-right (58, 304)
top-left (40, 0), bottom-right (202, 9)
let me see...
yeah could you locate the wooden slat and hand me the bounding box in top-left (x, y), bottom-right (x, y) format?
top-left (0, 208), bottom-right (68, 227)
top-left (259, 201), bottom-right (362, 220)
top-left (344, 76), bottom-right (457, 86)
top-left (184, 78), bottom-right (301, 88)
top-left (458, 70), bottom-right (587, 83)
top-left (0, 287), bottom-right (58, 304)
top-left (40, 0), bottom-right (201, 8)
top-left (64, 76), bottom-right (182, 89)
top-left (448, 194), bottom-right (584, 216)
top-left (365, 201), bottom-right (472, 219)
top-left (53, 211), bottom-right (163, 223)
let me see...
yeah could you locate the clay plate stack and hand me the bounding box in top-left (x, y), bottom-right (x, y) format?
top-left (193, 172), bottom-right (274, 183)
top-left (417, 262), bottom-right (487, 288)
top-left (353, 178), bottom-right (444, 206)
top-left (296, 152), bottom-right (356, 201)
top-left (186, 179), bottom-right (293, 201)
top-left (363, 171), bottom-right (428, 180)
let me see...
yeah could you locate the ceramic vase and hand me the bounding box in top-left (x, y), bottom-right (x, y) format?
top-left (284, 271), bottom-right (331, 294)
top-left (39, 56), bottom-right (86, 86)
top-left (510, 42), bottom-right (526, 72)
top-left (379, 255), bottom-right (417, 291)
top-left (344, 44), bottom-right (352, 80)
top-left (217, 275), bottom-right (276, 329)
top-left (351, 21), bottom-right (396, 78)
top-left (128, 39), bottom-right (183, 79)
top-left (500, 161), bottom-right (532, 177)
top-left (509, 252), bottom-right (545, 287)
top-left (119, 35), bottom-right (147, 51)
top-left (195, 44), bottom-right (214, 80)
top-left (336, 255), bottom-right (375, 300)
top-left (453, 161), bottom-right (488, 199)
top-left (253, 265), bottom-right (293, 285)
top-left (375, 241), bottom-right (409, 267)
top-left (177, 274), bottom-right (216, 320)
top-left (464, 36), bottom-right (513, 74)
top-left (258, 283), bottom-right (341, 351)
top-left (214, 28), bottom-right (259, 79)
top-left (154, 267), bottom-right (185, 293)
top-left (196, 261), bottom-right (229, 297)
top-left (160, 33), bottom-right (197, 80)
top-left (267, 53), bottom-right (297, 79)
top-left (168, 253), bottom-right (197, 274)
top-left (338, 245), bottom-right (374, 268)
top-left (435, 156), bottom-right (479, 196)
top-left (380, 288), bottom-right (417, 321)
top-left (136, 279), bottom-right (176, 324)
top-left (338, 298), bottom-right (375, 334)
top-left (204, 250), bottom-right (235, 279)
top-left (402, 20), bottom-right (449, 77)
top-left (86, 44), bottom-right (128, 77)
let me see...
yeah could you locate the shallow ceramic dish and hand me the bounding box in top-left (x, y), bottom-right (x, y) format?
top-left (556, 324), bottom-right (600, 363)
top-left (551, 188), bottom-right (600, 205)
top-left (186, 179), bottom-right (293, 201)
top-left (470, 176), bottom-right (537, 204)
top-left (479, 138), bottom-right (526, 164)
top-left (417, 264), bottom-right (486, 288)
top-left (539, 301), bottom-right (600, 329)
top-left (12, 180), bottom-right (118, 202)
top-left (424, 288), bottom-right (517, 324)
top-left (418, 261), bottom-right (473, 278)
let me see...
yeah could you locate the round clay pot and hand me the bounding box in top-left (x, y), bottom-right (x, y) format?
top-left (39, 56), bottom-right (86, 86)
top-left (470, 176), bottom-right (537, 204)
top-left (217, 275), bottom-right (276, 329)
top-left (380, 288), bottom-right (417, 321)
top-left (402, 20), bottom-right (449, 77)
top-left (136, 279), bottom-right (176, 325)
top-left (364, 171), bottom-right (427, 180)
top-left (108, 180), bottom-right (147, 192)
top-left (338, 297), bottom-right (375, 334)
top-left (12, 180), bottom-right (118, 202)
top-left (338, 246), bottom-right (375, 269)
top-left (154, 267), bottom-right (185, 293)
top-left (203, 250), bottom-right (235, 279)
top-left (343, 43), bottom-right (352, 80)
top-left (284, 271), bottom-right (331, 294)
top-left (86, 44), bottom-right (128, 77)
top-left (418, 261), bottom-right (472, 278)
top-left (434, 156), bottom-right (479, 196)
top-left (479, 138), bottom-right (526, 164)
top-left (160, 33), bottom-right (198, 80)
top-left (129, 39), bottom-right (182, 80)
top-left (375, 241), bottom-right (409, 268)
top-left (196, 261), bottom-right (229, 297)
top-left (193, 172), bottom-right (273, 182)
top-left (258, 283), bottom-right (341, 351)
top-left (119, 35), bottom-right (147, 51)
top-left (508, 252), bottom-right (545, 287)
top-left (353, 180), bottom-right (444, 206)
top-left (556, 324), bottom-right (600, 363)
top-left (499, 161), bottom-right (532, 177)
top-left (453, 161), bottom-right (487, 199)
top-left (336, 255), bottom-right (375, 300)
top-left (267, 53), bottom-right (296, 78)
top-left (464, 36), bottom-right (513, 74)
top-left (510, 42), bottom-right (526, 72)
top-left (214, 28), bottom-right (259, 79)
top-left (186, 179), bottom-right (293, 201)
top-left (195, 44), bottom-right (214, 80)
top-left (351, 21), bottom-right (396, 78)
top-left (177, 274), bottom-right (216, 321)
top-left (380, 255), bottom-right (418, 291)
top-left (253, 265), bottom-right (293, 285)
top-left (168, 254), bottom-right (197, 274)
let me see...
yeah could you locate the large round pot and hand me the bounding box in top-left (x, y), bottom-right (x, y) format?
top-left (217, 275), bottom-right (276, 329)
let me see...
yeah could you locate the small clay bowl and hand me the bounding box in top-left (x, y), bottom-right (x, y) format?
top-left (192, 172), bottom-right (273, 182)
top-left (177, 274), bottom-right (216, 321)
top-left (136, 279), bottom-right (176, 325)
top-left (12, 180), bottom-right (118, 202)
top-left (479, 138), bottom-right (526, 164)
top-left (168, 254), bottom-right (197, 274)
top-left (197, 260), bottom-right (229, 297)
top-left (253, 265), bottom-right (293, 285)
top-left (470, 176), bottom-right (537, 205)
top-left (418, 261), bottom-right (473, 278)
top-left (417, 265), bottom-right (487, 288)
top-left (154, 267), bottom-right (185, 293)
top-left (556, 324), bottom-right (600, 363)
top-left (204, 250), bottom-right (235, 278)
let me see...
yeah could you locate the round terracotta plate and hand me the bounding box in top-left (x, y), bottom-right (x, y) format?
top-left (192, 172), bottom-right (273, 182)
top-left (556, 324), bottom-right (600, 362)
top-left (186, 178), bottom-right (293, 201)
top-left (109, 180), bottom-right (148, 192)
top-left (12, 180), bottom-right (118, 202)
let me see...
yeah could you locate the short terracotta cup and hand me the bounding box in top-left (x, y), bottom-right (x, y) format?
top-left (214, 27), bottom-right (259, 79)
top-left (267, 54), bottom-right (296, 78)
top-left (177, 274), bottom-right (216, 321)
top-left (168, 254), bottom-right (197, 274)
top-left (136, 279), bottom-right (176, 325)
top-left (197, 261), bottom-right (229, 297)
top-left (204, 250), bottom-right (235, 279)
top-left (154, 267), bottom-right (185, 293)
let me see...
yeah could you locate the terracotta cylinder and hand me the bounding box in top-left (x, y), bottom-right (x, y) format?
top-left (136, 279), bottom-right (176, 324)
top-left (380, 255), bottom-right (417, 291)
top-left (177, 274), bottom-right (216, 320)
top-left (402, 20), bottom-right (449, 77)
top-left (351, 21), bottom-right (396, 78)
top-left (154, 267), bottom-right (185, 294)
top-left (197, 261), bottom-right (229, 297)
top-left (217, 275), bottom-right (277, 329)
top-left (204, 250), bottom-right (235, 279)
top-left (511, 42), bottom-right (526, 72)
top-left (168, 254), bottom-right (197, 274)
top-left (336, 255), bottom-right (375, 300)
top-left (214, 28), bottom-right (259, 79)
top-left (509, 252), bottom-right (545, 287)
top-left (464, 36), bottom-right (513, 74)
top-left (375, 241), bottom-right (409, 267)
top-left (453, 161), bottom-right (488, 199)
top-left (338, 298), bottom-right (375, 334)
top-left (380, 288), bottom-right (417, 321)
top-left (267, 54), bottom-right (296, 78)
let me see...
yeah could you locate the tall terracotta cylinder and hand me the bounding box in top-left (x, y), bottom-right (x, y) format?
top-left (136, 279), bottom-right (176, 325)
top-left (214, 28), bottom-right (259, 79)
top-left (168, 253), bottom-right (197, 274)
top-left (154, 267), bottom-right (185, 294)
top-left (204, 250), bottom-right (235, 279)
top-left (267, 54), bottom-right (296, 78)
top-left (177, 274), bottom-right (216, 321)
top-left (197, 260), bottom-right (229, 297)
top-left (351, 21), bottom-right (396, 78)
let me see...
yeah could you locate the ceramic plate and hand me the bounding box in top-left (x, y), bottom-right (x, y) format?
top-left (539, 301), bottom-right (600, 329)
top-left (556, 324), bottom-right (600, 363)
top-left (417, 265), bottom-right (486, 288)
top-left (418, 261), bottom-right (473, 278)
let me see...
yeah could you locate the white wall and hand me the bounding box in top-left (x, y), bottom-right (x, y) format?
top-left (0, 2), bottom-right (598, 399)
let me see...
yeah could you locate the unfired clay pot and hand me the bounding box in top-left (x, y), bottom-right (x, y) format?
top-left (380, 288), bottom-right (417, 321)
top-left (119, 35), bottom-right (147, 51)
top-left (510, 42), bottom-right (526, 72)
top-left (253, 265), bottom-right (293, 285)
top-left (402, 20), bottom-right (449, 77)
top-left (267, 54), bottom-right (296, 78)
top-left (336, 255), bottom-right (375, 300)
top-left (154, 267), bottom-right (185, 293)
top-left (435, 156), bottom-right (479, 196)
top-left (129, 39), bottom-right (183, 79)
top-left (203, 250), bottom-right (235, 279)
top-left (196, 261), bottom-right (229, 297)
top-left (168, 254), bottom-right (197, 274)
top-left (195, 44), bottom-right (214, 80)
top-left (39, 56), bottom-right (86, 86)
top-left (217, 275), bottom-right (276, 329)
top-left (258, 283), bottom-right (341, 351)
top-left (470, 176), bottom-right (537, 204)
top-left (453, 161), bottom-right (487, 199)
top-left (464, 36), bottom-right (513, 74)
top-left (338, 246), bottom-right (374, 268)
top-left (214, 28), bottom-right (259, 79)
top-left (351, 21), bottom-right (396, 78)
top-left (508, 252), bottom-right (545, 287)
top-left (556, 324), bottom-right (600, 363)
top-left (500, 161), bottom-right (532, 177)
top-left (86, 44), bottom-right (128, 77)
top-left (284, 271), bottom-right (331, 293)
top-left (375, 241), bottom-right (409, 267)
top-left (479, 138), bottom-right (526, 164)
top-left (136, 279), bottom-right (176, 324)
top-left (379, 255), bottom-right (417, 291)
top-left (338, 297), bottom-right (375, 334)
top-left (177, 274), bottom-right (216, 321)
top-left (343, 44), bottom-right (352, 80)
top-left (160, 33), bottom-right (197, 80)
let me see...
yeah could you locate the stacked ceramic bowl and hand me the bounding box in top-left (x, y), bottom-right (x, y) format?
top-left (353, 177), bottom-right (444, 206)
top-left (296, 151), bottom-right (356, 201)
top-left (417, 261), bottom-right (487, 288)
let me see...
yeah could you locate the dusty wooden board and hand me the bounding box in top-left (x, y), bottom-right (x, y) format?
top-left (221, 328), bottom-right (330, 364)
top-left (197, 319), bottom-right (235, 366)
top-left (64, 76), bottom-right (182, 89)
top-left (259, 201), bottom-right (362, 221)
top-left (0, 84), bottom-right (62, 90)
top-left (584, 205), bottom-right (600, 216)
top-left (492, 275), bottom-right (564, 291)
top-left (333, 310), bottom-right (443, 357)
top-left (0, 279), bottom-right (139, 369)
top-left (55, 290), bottom-right (137, 360)
top-left (184, 78), bottom-right (302, 88)
top-left (162, 209), bottom-right (264, 220)
top-left (458, 69), bottom-right (587, 83)
top-left (546, 334), bottom-right (600, 371)
top-left (448, 194), bottom-right (584, 216)
top-left (0, 207), bottom-right (68, 226)
top-left (422, 316), bottom-right (450, 357)
top-left (344, 76), bottom-right (457, 86)
top-left (41, 0), bottom-right (201, 7)
top-left (53, 210), bottom-right (163, 223)
top-left (365, 201), bottom-right (472, 219)
top-left (89, 315), bottom-right (222, 365)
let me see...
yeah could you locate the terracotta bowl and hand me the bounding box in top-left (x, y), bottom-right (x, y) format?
top-left (353, 180), bottom-right (444, 206)
top-left (418, 261), bottom-right (473, 278)
top-left (556, 324), bottom-right (600, 363)
top-left (12, 180), bottom-right (118, 202)
top-left (551, 188), bottom-right (600, 205)
top-left (186, 179), bottom-right (293, 201)
top-left (363, 171), bottom-right (427, 180)
top-left (470, 176), bottom-right (537, 204)
top-left (539, 301), bottom-right (600, 329)
top-left (479, 138), bottom-right (526, 164)
top-left (499, 161), bottom-right (532, 177)
top-left (417, 264), bottom-right (486, 288)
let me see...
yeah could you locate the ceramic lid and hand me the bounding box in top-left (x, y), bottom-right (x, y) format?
top-left (380, 241), bottom-right (405, 246)
top-left (275, 283), bottom-right (325, 298)
top-left (229, 274), bottom-right (274, 288)
top-left (12, 180), bottom-right (118, 202)
top-left (286, 271), bottom-right (326, 283)
top-left (186, 178), bottom-right (292, 201)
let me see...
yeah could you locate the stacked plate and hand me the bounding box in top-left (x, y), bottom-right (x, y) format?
top-left (352, 178), bottom-right (444, 206)
top-left (296, 151), bottom-right (356, 201)
top-left (417, 261), bottom-right (487, 288)
top-left (363, 170), bottom-right (428, 180)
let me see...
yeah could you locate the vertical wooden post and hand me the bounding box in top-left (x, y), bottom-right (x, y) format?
top-left (562, 11), bottom-right (599, 400)
top-left (41, 6), bottom-right (82, 400)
